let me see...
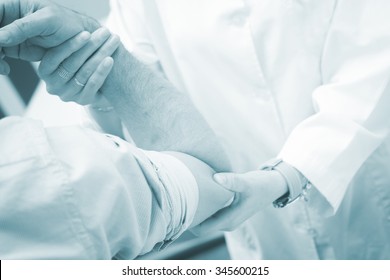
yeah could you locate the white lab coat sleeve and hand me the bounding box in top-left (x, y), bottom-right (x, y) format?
top-left (278, 0), bottom-right (390, 214)
top-left (0, 117), bottom-right (198, 259)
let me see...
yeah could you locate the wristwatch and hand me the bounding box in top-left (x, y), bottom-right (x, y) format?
top-left (260, 158), bottom-right (312, 208)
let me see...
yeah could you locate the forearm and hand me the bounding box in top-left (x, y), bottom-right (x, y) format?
top-left (100, 44), bottom-right (230, 172)
top-left (0, 117), bottom-right (231, 258)
top-left (164, 151), bottom-right (233, 227)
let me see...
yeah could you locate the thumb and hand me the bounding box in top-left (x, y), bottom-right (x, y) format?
top-left (213, 173), bottom-right (245, 192)
top-left (0, 9), bottom-right (57, 47)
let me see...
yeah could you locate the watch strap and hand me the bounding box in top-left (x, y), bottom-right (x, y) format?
top-left (260, 158), bottom-right (311, 208)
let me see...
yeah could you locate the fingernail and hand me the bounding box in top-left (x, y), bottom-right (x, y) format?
top-left (79, 31), bottom-right (91, 41)
top-left (112, 35), bottom-right (121, 46)
top-left (213, 174), bottom-right (226, 184)
top-left (98, 27), bottom-right (110, 37)
top-left (0, 31), bottom-right (10, 44)
top-left (103, 57), bottom-right (113, 67)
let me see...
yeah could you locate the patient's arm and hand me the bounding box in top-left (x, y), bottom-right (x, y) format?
top-left (165, 151), bottom-right (233, 227)
top-left (0, 118), bottom-right (231, 259)
top-left (101, 44), bottom-right (230, 172)
top-left (34, 28), bottom-right (228, 172)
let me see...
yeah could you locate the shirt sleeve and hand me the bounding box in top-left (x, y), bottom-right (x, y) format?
top-left (278, 0), bottom-right (390, 214)
top-left (0, 117), bottom-right (198, 259)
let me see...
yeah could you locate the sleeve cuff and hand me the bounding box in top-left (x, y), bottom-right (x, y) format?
top-left (278, 113), bottom-right (385, 215)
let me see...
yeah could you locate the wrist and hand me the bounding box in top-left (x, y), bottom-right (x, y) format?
top-left (268, 170), bottom-right (289, 203)
top-left (100, 43), bottom-right (137, 97)
top-left (260, 158), bottom-right (311, 208)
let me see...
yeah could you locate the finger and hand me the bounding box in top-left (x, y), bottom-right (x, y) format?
top-left (64, 32), bottom-right (118, 104)
top-left (44, 28), bottom-right (112, 98)
top-left (78, 34), bottom-right (120, 76)
top-left (38, 31), bottom-right (91, 78)
top-left (1, 41), bottom-right (46, 62)
top-left (18, 41), bottom-right (46, 61)
top-left (73, 34), bottom-right (120, 86)
top-left (60, 27), bottom-right (112, 74)
top-left (70, 35), bottom-right (120, 89)
top-left (58, 57), bottom-right (113, 105)
top-left (195, 202), bottom-right (251, 234)
top-left (77, 57), bottom-right (114, 105)
top-left (213, 173), bottom-right (246, 192)
top-left (0, 59), bottom-right (10, 75)
top-left (0, 8), bottom-right (58, 47)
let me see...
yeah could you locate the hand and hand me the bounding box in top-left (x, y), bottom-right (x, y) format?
top-left (0, 0), bottom-right (100, 71)
top-left (38, 27), bottom-right (120, 106)
top-left (191, 170), bottom-right (288, 235)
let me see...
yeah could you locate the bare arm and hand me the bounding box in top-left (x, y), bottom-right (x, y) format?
top-left (100, 44), bottom-right (230, 172)
top-left (0, 118), bottom-right (232, 259)
top-left (164, 151), bottom-right (233, 227)
top-left (0, 0), bottom-right (229, 172)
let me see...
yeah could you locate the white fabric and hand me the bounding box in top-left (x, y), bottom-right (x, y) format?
top-left (0, 117), bottom-right (198, 259)
top-left (106, 0), bottom-right (390, 259)
top-left (144, 151), bottom-right (199, 241)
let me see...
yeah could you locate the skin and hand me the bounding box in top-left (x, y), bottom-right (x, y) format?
top-left (0, 0), bottom-right (288, 235)
top-left (38, 28), bottom-right (119, 106)
top-left (37, 32), bottom-right (237, 228)
top-left (0, 0), bottom-right (230, 172)
top-left (0, 0), bottom-right (100, 67)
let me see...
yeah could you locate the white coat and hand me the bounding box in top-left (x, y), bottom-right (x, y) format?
top-left (107, 0), bottom-right (390, 259)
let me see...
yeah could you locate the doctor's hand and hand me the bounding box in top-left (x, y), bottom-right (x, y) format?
top-left (38, 28), bottom-right (120, 106)
top-left (191, 170), bottom-right (287, 235)
top-left (0, 0), bottom-right (100, 71)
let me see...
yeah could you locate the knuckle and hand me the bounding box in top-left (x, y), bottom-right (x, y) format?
top-left (13, 19), bottom-right (28, 37)
top-left (37, 67), bottom-right (46, 79)
top-left (101, 41), bottom-right (116, 55)
top-left (79, 67), bottom-right (93, 80)
top-left (87, 79), bottom-right (99, 89)
top-left (84, 67), bottom-right (94, 78)
top-left (77, 99), bottom-right (89, 106)
top-left (59, 61), bottom-right (72, 73)
top-left (46, 85), bottom-right (57, 95)
top-left (95, 49), bottom-right (109, 59)
top-left (112, 34), bottom-right (121, 44)
top-left (90, 37), bottom-right (103, 49)
top-left (40, 7), bottom-right (58, 25)
top-left (46, 5), bottom-right (60, 17)
top-left (81, 89), bottom-right (94, 99)
top-left (228, 175), bottom-right (239, 189)
top-left (68, 40), bottom-right (80, 51)
top-left (38, 63), bottom-right (52, 79)
top-left (108, 34), bottom-right (120, 46)
top-left (59, 95), bottom-right (72, 102)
